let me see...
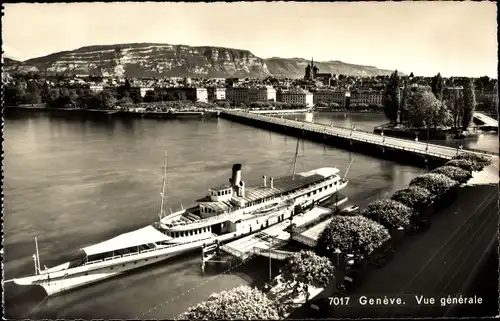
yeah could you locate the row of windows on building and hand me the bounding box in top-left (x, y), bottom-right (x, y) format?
top-left (168, 226), bottom-right (211, 238)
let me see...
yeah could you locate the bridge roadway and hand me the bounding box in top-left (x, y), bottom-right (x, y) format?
top-left (473, 112), bottom-right (498, 128)
top-left (221, 110), bottom-right (497, 160)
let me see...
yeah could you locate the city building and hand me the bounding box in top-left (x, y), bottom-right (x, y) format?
top-left (226, 87), bottom-right (249, 106)
top-left (350, 88), bottom-right (383, 106)
top-left (140, 87), bottom-right (154, 98)
top-left (304, 57), bottom-right (333, 86)
top-left (89, 84), bottom-right (104, 93)
top-left (443, 86), bottom-right (464, 101)
top-left (313, 90), bottom-right (347, 107)
top-left (248, 86), bottom-right (277, 103)
top-left (207, 87), bottom-right (226, 102)
top-left (163, 87), bottom-right (208, 103)
top-left (276, 89), bottom-right (314, 107)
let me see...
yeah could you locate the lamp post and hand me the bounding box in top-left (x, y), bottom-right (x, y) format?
top-left (425, 119), bottom-right (430, 152)
top-left (456, 141), bottom-right (463, 156)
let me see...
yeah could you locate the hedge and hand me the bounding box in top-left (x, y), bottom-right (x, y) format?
top-left (316, 215), bottom-right (390, 259)
top-left (431, 165), bottom-right (473, 184)
top-left (391, 186), bottom-right (432, 209)
top-left (409, 173), bottom-right (457, 196)
top-left (360, 199), bottom-right (415, 230)
top-left (177, 285), bottom-right (280, 320)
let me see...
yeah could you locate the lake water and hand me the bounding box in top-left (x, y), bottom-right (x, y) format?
top-left (3, 111), bottom-right (496, 319)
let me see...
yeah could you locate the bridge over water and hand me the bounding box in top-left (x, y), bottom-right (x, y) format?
top-left (473, 112), bottom-right (498, 130)
top-left (220, 110), bottom-right (496, 168)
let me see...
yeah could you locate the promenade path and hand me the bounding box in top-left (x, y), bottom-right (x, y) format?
top-left (288, 182), bottom-right (498, 319)
top-left (221, 110), bottom-right (498, 159)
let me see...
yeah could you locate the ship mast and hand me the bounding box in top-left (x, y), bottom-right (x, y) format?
top-left (35, 237), bottom-right (41, 275)
top-left (344, 157), bottom-right (355, 178)
top-left (292, 138), bottom-right (300, 180)
top-left (159, 150), bottom-right (168, 222)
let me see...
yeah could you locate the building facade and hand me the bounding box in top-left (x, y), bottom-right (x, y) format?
top-left (207, 87), bottom-right (226, 102)
top-left (89, 84), bottom-right (104, 93)
top-left (277, 89), bottom-right (314, 107)
top-left (350, 89), bottom-right (383, 106)
top-left (248, 86), bottom-right (277, 103)
top-left (163, 87), bottom-right (208, 103)
top-left (226, 87), bottom-right (249, 106)
top-left (313, 90), bottom-right (347, 107)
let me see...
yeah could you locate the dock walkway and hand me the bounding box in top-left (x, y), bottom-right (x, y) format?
top-left (220, 206), bottom-right (333, 261)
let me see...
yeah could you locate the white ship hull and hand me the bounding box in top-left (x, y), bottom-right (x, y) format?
top-left (13, 169), bottom-right (348, 296)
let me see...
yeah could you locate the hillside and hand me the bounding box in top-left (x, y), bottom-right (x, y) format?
top-left (4, 43), bottom-right (397, 78)
top-left (264, 57), bottom-right (395, 78)
top-left (3, 57), bottom-right (40, 73)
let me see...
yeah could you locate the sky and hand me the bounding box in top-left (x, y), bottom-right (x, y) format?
top-left (2, 2), bottom-right (498, 77)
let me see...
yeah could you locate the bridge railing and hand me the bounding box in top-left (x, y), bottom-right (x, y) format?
top-left (222, 111), bottom-right (496, 159)
top-left (225, 111), bottom-right (453, 159)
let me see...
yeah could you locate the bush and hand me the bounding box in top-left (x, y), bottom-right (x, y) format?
top-left (409, 173), bottom-right (457, 196)
top-left (177, 285), bottom-right (280, 320)
top-left (280, 250), bottom-right (335, 301)
top-left (360, 199), bottom-right (415, 230)
top-left (452, 153), bottom-right (492, 171)
top-left (431, 166), bottom-right (473, 184)
top-left (391, 186), bottom-right (432, 209)
top-left (316, 215), bottom-right (390, 259)
top-left (444, 159), bottom-right (475, 173)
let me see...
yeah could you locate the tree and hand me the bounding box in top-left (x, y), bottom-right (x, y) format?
top-left (461, 79), bottom-right (476, 130)
top-left (409, 72), bottom-right (414, 78)
top-left (177, 286), bottom-right (280, 320)
top-left (361, 199), bottom-right (415, 231)
top-left (25, 81), bottom-right (42, 104)
top-left (405, 85), bottom-right (451, 127)
top-left (409, 173), bottom-right (457, 196)
top-left (144, 90), bottom-right (158, 102)
top-left (4, 83), bottom-right (27, 106)
top-left (316, 215), bottom-right (391, 259)
top-left (117, 96), bottom-right (134, 106)
top-left (280, 250), bottom-right (335, 302)
top-left (399, 78), bottom-right (409, 123)
top-left (382, 70), bottom-right (401, 123)
top-left (94, 90), bottom-right (117, 109)
top-left (445, 89), bottom-right (464, 128)
top-left (431, 73), bottom-right (444, 101)
top-left (431, 166), bottom-right (472, 184)
top-left (129, 90), bottom-right (143, 103)
top-left (124, 78), bottom-right (132, 92)
top-left (391, 186), bottom-right (432, 210)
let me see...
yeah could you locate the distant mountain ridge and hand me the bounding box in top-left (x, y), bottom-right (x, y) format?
top-left (2, 43), bottom-right (397, 78)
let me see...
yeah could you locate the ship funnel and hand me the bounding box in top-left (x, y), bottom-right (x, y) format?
top-left (263, 175), bottom-right (267, 187)
top-left (231, 164), bottom-right (242, 188)
top-left (238, 181), bottom-right (245, 197)
top-left (270, 177), bottom-right (274, 189)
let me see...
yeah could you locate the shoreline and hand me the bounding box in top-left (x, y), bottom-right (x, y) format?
top-left (4, 106), bottom-right (219, 119)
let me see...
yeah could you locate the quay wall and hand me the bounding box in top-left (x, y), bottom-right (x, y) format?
top-left (249, 108), bottom-right (310, 114)
top-left (220, 112), bottom-right (450, 169)
top-left (4, 106), bottom-right (219, 120)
